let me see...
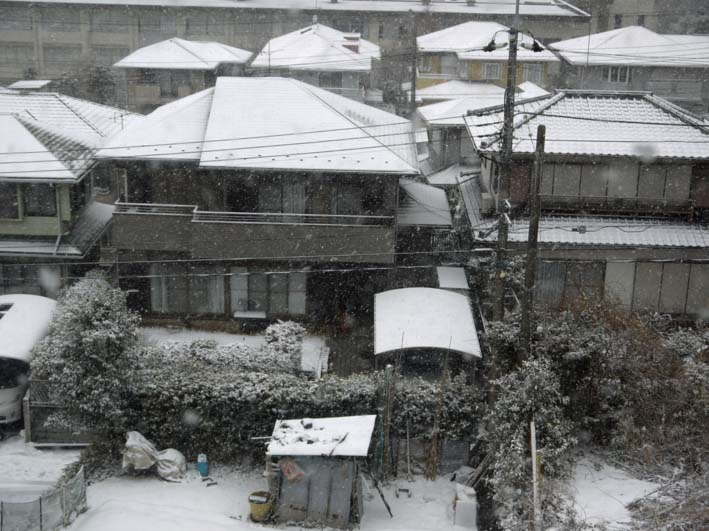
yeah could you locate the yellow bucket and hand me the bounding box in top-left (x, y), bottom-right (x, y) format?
top-left (248, 491), bottom-right (274, 522)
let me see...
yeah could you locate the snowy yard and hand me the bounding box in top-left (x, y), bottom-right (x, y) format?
top-left (67, 465), bottom-right (459, 531)
top-left (0, 435), bottom-right (79, 502)
top-left (567, 456), bottom-right (659, 529)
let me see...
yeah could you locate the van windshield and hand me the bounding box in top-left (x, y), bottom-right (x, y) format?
top-left (0, 358), bottom-right (29, 389)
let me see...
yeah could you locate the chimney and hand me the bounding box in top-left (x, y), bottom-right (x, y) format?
top-left (342, 33), bottom-right (360, 54)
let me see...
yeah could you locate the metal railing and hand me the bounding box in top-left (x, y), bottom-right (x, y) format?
top-left (114, 202), bottom-right (394, 226)
top-left (539, 194), bottom-right (694, 214)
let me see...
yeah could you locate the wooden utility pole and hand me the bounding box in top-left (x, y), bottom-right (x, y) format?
top-left (409, 10), bottom-right (417, 116)
top-left (492, 0), bottom-right (521, 321)
top-left (530, 419), bottom-right (542, 531)
top-left (520, 125), bottom-right (546, 354)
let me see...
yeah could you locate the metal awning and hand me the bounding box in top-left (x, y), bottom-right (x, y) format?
top-left (374, 288), bottom-right (481, 360)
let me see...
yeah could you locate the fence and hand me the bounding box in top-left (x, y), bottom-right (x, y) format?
top-left (0, 466), bottom-right (86, 531)
top-left (24, 381), bottom-right (92, 445)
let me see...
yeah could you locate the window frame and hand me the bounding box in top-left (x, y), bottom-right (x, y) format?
top-left (482, 62), bottom-right (502, 80)
top-left (23, 184), bottom-right (57, 217)
top-left (0, 183), bottom-right (21, 220)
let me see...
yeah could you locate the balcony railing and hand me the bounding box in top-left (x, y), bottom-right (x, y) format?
top-left (115, 202), bottom-right (394, 226)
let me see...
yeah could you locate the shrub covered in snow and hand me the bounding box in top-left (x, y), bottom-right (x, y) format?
top-left (31, 271), bottom-right (140, 435)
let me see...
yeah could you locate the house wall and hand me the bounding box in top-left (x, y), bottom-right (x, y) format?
top-left (123, 68), bottom-right (213, 112)
top-left (0, 2), bottom-right (588, 87)
top-left (0, 184), bottom-right (72, 236)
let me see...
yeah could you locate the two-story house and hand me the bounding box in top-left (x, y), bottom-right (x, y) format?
top-left (462, 90), bottom-right (709, 318)
top-left (249, 22), bottom-right (380, 103)
top-left (416, 21), bottom-right (560, 92)
top-left (114, 38), bottom-right (252, 113)
top-left (96, 76), bottom-right (421, 328)
top-left (550, 26), bottom-right (709, 115)
top-left (0, 89), bottom-right (140, 296)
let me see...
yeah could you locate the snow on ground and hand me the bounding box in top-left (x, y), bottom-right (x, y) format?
top-left (140, 326), bottom-right (329, 375)
top-left (568, 456), bottom-right (659, 529)
top-left (0, 434), bottom-right (79, 501)
top-left (67, 465), bottom-right (460, 531)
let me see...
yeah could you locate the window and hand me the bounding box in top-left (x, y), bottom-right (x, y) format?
top-left (614, 14), bottom-right (623, 28)
top-left (603, 65), bottom-right (631, 83)
top-left (378, 22), bottom-right (385, 40)
top-left (333, 183), bottom-right (363, 215)
top-left (0, 8), bottom-right (32, 30)
top-left (0, 184), bottom-right (20, 219)
top-left (523, 63), bottom-right (543, 84)
top-left (149, 263), bottom-right (224, 314)
top-left (91, 10), bottom-right (132, 33)
top-left (23, 184), bottom-right (56, 217)
top-left (42, 7), bottom-right (80, 32)
top-left (318, 71), bottom-right (343, 89)
top-left (230, 269), bottom-right (306, 316)
top-left (43, 45), bottom-right (81, 65)
top-left (0, 264), bottom-right (41, 295)
top-left (189, 265), bottom-right (225, 314)
top-left (418, 55), bottom-right (437, 74)
top-left (637, 15), bottom-right (645, 26)
top-left (398, 23), bottom-right (408, 39)
top-left (256, 180), bottom-right (306, 214)
top-left (0, 45), bottom-right (35, 64)
top-left (94, 47), bottom-right (129, 65)
top-left (483, 63), bottom-right (502, 80)
top-left (158, 71), bottom-right (190, 97)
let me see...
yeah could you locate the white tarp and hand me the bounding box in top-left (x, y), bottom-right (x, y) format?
top-left (267, 415), bottom-right (376, 457)
top-left (122, 432), bottom-right (186, 482)
top-left (374, 288), bottom-right (481, 359)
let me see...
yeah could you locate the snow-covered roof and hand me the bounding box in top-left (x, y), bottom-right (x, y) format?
top-left (426, 163), bottom-right (479, 187)
top-left (114, 38), bottom-right (252, 70)
top-left (417, 21), bottom-right (559, 63)
top-left (374, 288), bottom-right (481, 359)
top-left (464, 91), bottom-right (709, 160)
top-left (478, 216), bottom-right (709, 249)
top-left (414, 81), bottom-right (504, 103)
top-left (267, 415), bottom-right (376, 457)
top-left (1, 0), bottom-right (589, 17)
top-left (251, 24), bottom-right (379, 72)
top-left (7, 80), bottom-right (53, 90)
top-left (398, 179), bottom-right (452, 226)
top-left (437, 266), bottom-right (469, 290)
top-left (550, 26), bottom-right (709, 68)
top-left (0, 91), bottom-right (141, 148)
top-left (418, 84), bottom-right (549, 127)
top-left (0, 294), bottom-right (56, 363)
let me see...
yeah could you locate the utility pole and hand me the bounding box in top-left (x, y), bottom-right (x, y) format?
top-left (409, 10), bottom-right (417, 116)
top-left (492, 0), bottom-right (520, 321)
top-left (520, 125), bottom-right (546, 354)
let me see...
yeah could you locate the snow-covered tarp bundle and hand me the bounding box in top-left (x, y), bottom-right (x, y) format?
top-left (122, 431), bottom-right (186, 482)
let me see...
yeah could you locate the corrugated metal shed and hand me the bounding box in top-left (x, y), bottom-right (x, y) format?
top-left (114, 38), bottom-right (252, 70)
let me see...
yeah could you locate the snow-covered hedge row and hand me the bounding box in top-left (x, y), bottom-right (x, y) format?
top-left (131, 369), bottom-right (480, 461)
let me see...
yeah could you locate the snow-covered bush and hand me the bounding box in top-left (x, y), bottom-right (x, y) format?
top-left (263, 320), bottom-right (306, 372)
top-left (484, 356), bottom-right (575, 530)
top-left (31, 271), bottom-right (140, 436)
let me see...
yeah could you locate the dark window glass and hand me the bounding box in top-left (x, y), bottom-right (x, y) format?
top-left (249, 273), bottom-right (269, 311)
top-left (24, 184), bottom-right (57, 217)
top-left (0, 184), bottom-right (19, 219)
top-left (614, 14), bottom-right (623, 28)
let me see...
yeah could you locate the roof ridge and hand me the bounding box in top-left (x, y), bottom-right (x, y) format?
top-left (170, 38), bottom-right (212, 67)
top-left (53, 94), bottom-right (106, 137)
top-left (292, 80), bottom-right (416, 172)
top-left (643, 93), bottom-right (709, 133)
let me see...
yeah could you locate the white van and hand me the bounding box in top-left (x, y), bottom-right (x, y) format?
top-left (0, 294), bottom-right (56, 426)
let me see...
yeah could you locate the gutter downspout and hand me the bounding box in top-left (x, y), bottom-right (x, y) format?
top-left (53, 185), bottom-right (62, 255)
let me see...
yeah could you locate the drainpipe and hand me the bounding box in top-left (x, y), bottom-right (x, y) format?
top-left (53, 185), bottom-right (62, 255)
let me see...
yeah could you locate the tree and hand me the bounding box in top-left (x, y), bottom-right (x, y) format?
top-left (31, 271), bottom-right (140, 437)
top-left (80, 65), bottom-right (117, 105)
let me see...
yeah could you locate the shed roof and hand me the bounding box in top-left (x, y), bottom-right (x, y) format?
top-left (251, 23), bottom-right (379, 72)
top-left (464, 91), bottom-right (709, 160)
top-left (437, 267), bottom-right (469, 290)
top-left (417, 21), bottom-right (559, 63)
top-left (99, 76), bottom-right (418, 173)
top-left (398, 179), bottom-right (452, 226)
top-left (374, 288), bottom-right (481, 359)
top-left (114, 38), bottom-right (252, 70)
top-left (1, 0), bottom-right (589, 17)
top-left (550, 26), bottom-right (709, 67)
top-left (267, 415), bottom-right (376, 457)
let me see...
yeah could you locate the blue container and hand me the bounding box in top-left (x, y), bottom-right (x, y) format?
top-left (196, 453), bottom-right (209, 477)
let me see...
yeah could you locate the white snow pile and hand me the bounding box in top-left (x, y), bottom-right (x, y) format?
top-left (267, 415), bottom-right (376, 457)
top-left (0, 434), bottom-right (79, 502)
top-left (565, 456), bottom-right (660, 529)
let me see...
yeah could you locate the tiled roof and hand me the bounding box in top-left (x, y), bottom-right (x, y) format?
top-left (114, 38), bottom-right (252, 70)
top-left (99, 77), bottom-right (419, 174)
top-left (550, 26), bottom-right (709, 67)
top-left (2, 0), bottom-right (589, 17)
top-left (501, 216), bottom-right (709, 248)
top-left (251, 24), bottom-right (379, 72)
top-left (398, 179), bottom-right (452, 226)
top-left (417, 21), bottom-right (559, 63)
top-left (464, 91), bottom-right (709, 159)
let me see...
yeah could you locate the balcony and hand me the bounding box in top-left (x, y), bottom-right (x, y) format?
top-left (113, 202), bottom-right (396, 262)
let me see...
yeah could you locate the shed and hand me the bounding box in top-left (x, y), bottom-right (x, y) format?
top-left (266, 415), bottom-right (376, 529)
